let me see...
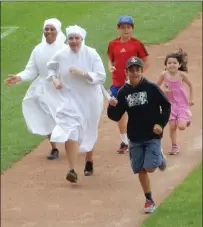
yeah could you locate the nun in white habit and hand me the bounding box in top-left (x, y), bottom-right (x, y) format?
top-left (5, 18), bottom-right (67, 160)
top-left (47, 25), bottom-right (106, 183)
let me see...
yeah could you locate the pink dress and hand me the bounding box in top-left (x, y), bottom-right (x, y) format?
top-left (163, 74), bottom-right (191, 122)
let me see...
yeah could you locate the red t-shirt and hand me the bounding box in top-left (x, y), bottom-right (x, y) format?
top-left (107, 37), bottom-right (149, 86)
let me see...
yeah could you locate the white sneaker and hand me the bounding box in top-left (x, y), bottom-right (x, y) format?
top-left (159, 148), bottom-right (167, 171)
top-left (142, 200), bottom-right (156, 213)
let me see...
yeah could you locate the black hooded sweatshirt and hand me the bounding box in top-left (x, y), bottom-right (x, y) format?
top-left (107, 77), bottom-right (171, 143)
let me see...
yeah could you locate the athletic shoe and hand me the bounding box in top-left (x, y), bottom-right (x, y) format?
top-left (187, 109), bottom-right (192, 117)
top-left (117, 142), bottom-right (128, 154)
top-left (84, 161), bottom-right (94, 176)
top-left (66, 169), bottom-right (78, 183)
top-left (142, 200), bottom-right (156, 214)
top-left (47, 148), bottom-right (59, 160)
top-left (159, 148), bottom-right (167, 171)
top-left (187, 121), bottom-right (191, 127)
top-left (186, 109), bottom-right (192, 127)
top-left (169, 145), bottom-right (180, 155)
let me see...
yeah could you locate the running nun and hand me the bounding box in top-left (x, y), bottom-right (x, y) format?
top-left (47, 25), bottom-right (106, 183)
top-left (5, 18), bottom-right (67, 160)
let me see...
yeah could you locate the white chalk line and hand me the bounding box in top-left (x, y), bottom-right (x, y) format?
top-left (1, 26), bottom-right (19, 39)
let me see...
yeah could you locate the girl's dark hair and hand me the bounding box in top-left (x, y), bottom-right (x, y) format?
top-left (164, 48), bottom-right (188, 72)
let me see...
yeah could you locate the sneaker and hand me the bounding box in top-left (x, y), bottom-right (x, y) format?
top-left (66, 169), bottom-right (78, 183)
top-left (169, 145), bottom-right (179, 155)
top-left (84, 161), bottom-right (94, 176)
top-left (117, 142), bottom-right (128, 154)
top-left (187, 109), bottom-right (192, 117)
top-left (186, 110), bottom-right (192, 127)
top-left (159, 148), bottom-right (167, 171)
top-left (47, 148), bottom-right (59, 160)
top-left (187, 121), bottom-right (191, 127)
top-left (142, 200), bottom-right (156, 214)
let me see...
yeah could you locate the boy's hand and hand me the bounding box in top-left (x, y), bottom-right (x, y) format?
top-left (109, 96), bottom-right (118, 106)
top-left (108, 66), bottom-right (116, 73)
top-left (153, 124), bottom-right (163, 135)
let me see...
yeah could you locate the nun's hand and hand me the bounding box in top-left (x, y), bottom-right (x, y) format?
top-left (53, 78), bottom-right (62, 89)
top-left (5, 74), bottom-right (21, 86)
top-left (69, 67), bottom-right (83, 77)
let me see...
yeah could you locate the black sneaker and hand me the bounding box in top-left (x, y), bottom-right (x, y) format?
top-left (84, 161), bottom-right (94, 176)
top-left (66, 169), bottom-right (78, 183)
top-left (47, 148), bottom-right (59, 160)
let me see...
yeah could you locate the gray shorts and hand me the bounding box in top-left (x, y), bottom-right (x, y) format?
top-left (129, 139), bottom-right (162, 174)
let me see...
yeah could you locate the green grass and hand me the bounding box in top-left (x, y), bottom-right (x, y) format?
top-left (1, 28), bottom-right (7, 32)
top-left (142, 163), bottom-right (202, 227)
top-left (1, 2), bottom-right (201, 172)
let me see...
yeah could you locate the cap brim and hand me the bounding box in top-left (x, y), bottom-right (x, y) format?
top-left (127, 63), bottom-right (143, 68)
top-left (117, 22), bottom-right (134, 25)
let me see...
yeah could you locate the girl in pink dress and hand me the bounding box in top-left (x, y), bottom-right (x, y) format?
top-left (156, 49), bottom-right (194, 155)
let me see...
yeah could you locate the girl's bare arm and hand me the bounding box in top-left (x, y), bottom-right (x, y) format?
top-left (156, 73), bottom-right (165, 86)
top-left (182, 72), bottom-right (194, 105)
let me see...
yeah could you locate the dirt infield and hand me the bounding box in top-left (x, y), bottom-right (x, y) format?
top-left (1, 17), bottom-right (202, 227)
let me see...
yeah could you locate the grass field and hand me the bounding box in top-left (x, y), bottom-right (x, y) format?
top-left (142, 163), bottom-right (202, 227)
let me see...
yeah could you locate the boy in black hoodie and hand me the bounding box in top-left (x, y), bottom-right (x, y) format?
top-left (107, 56), bottom-right (171, 213)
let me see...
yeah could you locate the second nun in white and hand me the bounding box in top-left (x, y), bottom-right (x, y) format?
top-left (47, 25), bottom-right (106, 183)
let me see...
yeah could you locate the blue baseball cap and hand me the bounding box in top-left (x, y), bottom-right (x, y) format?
top-left (117, 15), bottom-right (134, 26)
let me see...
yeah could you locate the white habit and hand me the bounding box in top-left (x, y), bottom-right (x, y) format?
top-left (47, 44), bottom-right (106, 152)
top-left (18, 18), bottom-right (67, 135)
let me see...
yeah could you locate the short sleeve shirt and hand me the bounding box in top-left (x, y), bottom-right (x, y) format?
top-left (107, 37), bottom-right (149, 86)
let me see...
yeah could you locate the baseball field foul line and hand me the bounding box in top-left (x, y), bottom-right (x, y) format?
top-left (1, 26), bottom-right (19, 39)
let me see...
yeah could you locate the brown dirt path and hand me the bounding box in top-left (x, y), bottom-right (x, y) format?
top-left (1, 17), bottom-right (202, 227)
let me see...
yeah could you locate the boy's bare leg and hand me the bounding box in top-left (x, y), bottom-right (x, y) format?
top-left (139, 168), bottom-right (156, 213)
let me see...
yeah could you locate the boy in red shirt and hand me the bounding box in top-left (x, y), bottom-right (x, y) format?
top-left (107, 15), bottom-right (149, 154)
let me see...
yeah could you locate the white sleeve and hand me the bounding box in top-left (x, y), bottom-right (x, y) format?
top-left (85, 49), bottom-right (106, 85)
top-left (17, 48), bottom-right (39, 81)
top-left (46, 53), bottom-right (60, 81)
top-left (46, 61), bottom-right (60, 81)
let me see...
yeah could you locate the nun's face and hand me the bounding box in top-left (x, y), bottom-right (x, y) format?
top-left (44, 25), bottom-right (57, 44)
top-left (67, 34), bottom-right (83, 52)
